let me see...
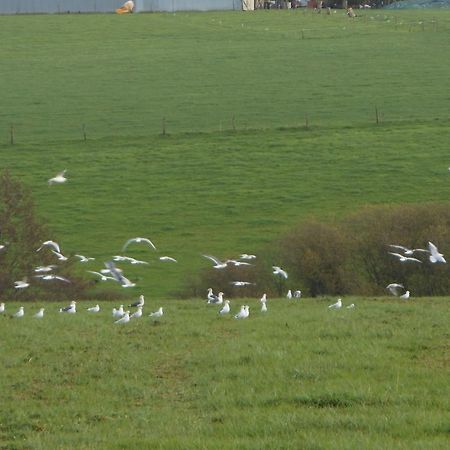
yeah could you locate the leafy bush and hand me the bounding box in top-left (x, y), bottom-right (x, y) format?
top-left (188, 203), bottom-right (450, 297)
top-left (0, 171), bottom-right (91, 301)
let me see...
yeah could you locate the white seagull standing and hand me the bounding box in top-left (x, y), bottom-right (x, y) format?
top-left (13, 306), bottom-right (24, 318)
top-left (219, 300), bottom-right (230, 315)
top-left (129, 295), bottom-right (145, 308)
top-left (293, 290), bottom-right (302, 298)
top-left (0, 303), bottom-right (5, 314)
top-left (261, 301), bottom-right (267, 313)
top-left (122, 237), bottom-right (156, 252)
top-left (286, 289), bottom-right (292, 299)
top-left (48, 170), bottom-right (67, 185)
top-left (428, 241), bottom-right (446, 263)
top-left (130, 306), bottom-right (143, 319)
top-left (234, 305), bottom-right (249, 319)
top-left (273, 266), bottom-right (288, 279)
top-left (114, 311), bottom-right (130, 324)
top-left (328, 299), bottom-right (342, 309)
top-left (149, 307), bottom-right (164, 318)
top-left (400, 290), bottom-right (410, 300)
top-left (34, 308), bottom-right (45, 318)
top-left (87, 304), bottom-right (100, 313)
top-left (346, 304), bottom-right (355, 309)
top-left (112, 305), bottom-right (125, 319)
top-left (59, 301), bottom-right (76, 313)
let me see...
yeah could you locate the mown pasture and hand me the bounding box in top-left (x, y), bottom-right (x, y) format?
top-left (0, 297), bottom-right (449, 449)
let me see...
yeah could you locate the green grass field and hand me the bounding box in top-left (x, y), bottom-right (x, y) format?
top-left (0, 10), bottom-right (449, 448)
top-left (0, 9), bottom-right (449, 296)
top-left (0, 297), bottom-right (449, 449)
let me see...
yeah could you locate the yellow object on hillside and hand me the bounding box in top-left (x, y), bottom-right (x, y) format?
top-left (116, 0), bottom-right (135, 14)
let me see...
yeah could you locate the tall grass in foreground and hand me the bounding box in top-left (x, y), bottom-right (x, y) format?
top-left (0, 297), bottom-right (448, 449)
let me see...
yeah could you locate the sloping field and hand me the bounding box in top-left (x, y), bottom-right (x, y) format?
top-left (0, 10), bottom-right (449, 298)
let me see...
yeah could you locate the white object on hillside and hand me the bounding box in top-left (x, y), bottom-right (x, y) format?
top-left (219, 300), bottom-right (230, 315)
top-left (34, 308), bottom-right (45, 318)
top-left (328, 299), bottom-right (342, 309)
top-left (48, 170), bottom-right (67, 185)
top-left (149, 307), bottom-right (164, 318)
top-left (13, 306), bottom-right (24, 318)
top-left (87, 304), bottom-right (100, 313)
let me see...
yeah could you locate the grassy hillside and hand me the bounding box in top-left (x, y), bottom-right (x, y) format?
top-left (0, 297), bottom-right (448, 449)
top-left (0, 10), bottom-right (449, 297)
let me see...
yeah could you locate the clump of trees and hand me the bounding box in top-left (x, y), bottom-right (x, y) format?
top-left (188, 203), bottom-right (450, 298)
top-left (0, 171), bottom-right (90, 301)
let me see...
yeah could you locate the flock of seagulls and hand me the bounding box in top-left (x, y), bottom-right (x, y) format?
top-left (3, 170), bottom-right (447, 328)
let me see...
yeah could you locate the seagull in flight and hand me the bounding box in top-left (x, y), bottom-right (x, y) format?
top-left (114, 311), bottom-right (130, 324)
top-left (51, 250), bottom-right (68, 261)
top-left (34, 265), bottom-right (57, 273)
top-left (159, 256), bottom-right (177, 262)
top-left (122, 237), bottom-right (156, 252)
top-left (389, 244), bottom-right (428, 256)
top-left (240, 254), bottom-right (256, 260)
top-left (428, 241), bottom-right (446, 263)
top-left (203, 255), bottom-right (228, 269)
top-left (149, 307), bottom-right (164, 318)
top-left (113, 256), bottom-right (149, 265)
top-left (34, 308), bottom-right (45, 318)
top-left (104, 261), bottom-right (136, 288)
top-left (87, 304), bottom-right (100, 313)
top-left (37, 240), bottom-right (61, 253)
top-left (230, 281), bottom-right (253, 287)
top-left (13, 306), bottom-right (24, 318)
top-left (386, 283), bottom-right (405, 296)
top-left (75, 254), bottom-right (95, 263)
top-left (48, 170), bottom-right (67, 185)
top-left (273, 266), bottom-right (288, 279)
top-left (227, 260), bottom-right (252, 267)
top-left (388, 252), bottom-right (422, 263)
top-left (219, 300), bottom-right (230, 315)
top-left (35, 274), bottom-right (71, 283)
top-left (87, 271), bottom-right (115, 282)
top-left (14, 278), bottom-right (29, 289)
top-left (328, 299), bottom-right (342, 309)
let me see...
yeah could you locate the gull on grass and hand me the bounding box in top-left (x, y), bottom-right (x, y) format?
top-left (400, 290), bottom-right (410, 300)
top-left (13, 306), bottom-right (24, 318)
top-left (34, 308), bottom-right (45, 318)
top-left (87, 304), bottom-right (100, 313)
top-left (59, 301), bottom-right (76, 313)
top-left (149, 307), bottom-right (164, 318)
top-left (115, 311), bottom-right (130, 324)
top-left (112, 305), bottom-right (125, 319)
top-left (0, 303), bottom-right (5, 314)
top-left (130, 306), bottom-right (143, 319)
top-left (129, 295), bottom-right (145, 308)
top-left (328, 299), bottom-right (342, 309)
top-left (234, 305), bottom-right (249, 319)
top-left (219, 300), bottom-right (230, 315)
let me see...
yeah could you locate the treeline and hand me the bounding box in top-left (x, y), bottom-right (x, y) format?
top-left (188, 203), bottom-right (450, 298)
